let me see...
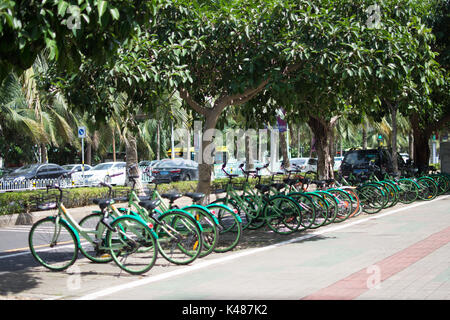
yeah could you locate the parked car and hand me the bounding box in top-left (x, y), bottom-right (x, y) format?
top-left (72, 161), bottom-right (126, 186)
top-left (400, 153), bottom-right (410, 162)
top-left (0, 167), bottom-right (14, 178)
top-left (139, 160), bottom-right (161, 177)
top-left (334, 156), bottom-right (344, 171)
top-left (289, 157), bottom-right (318, 172)
top-left (62, 164), bottom-right (92, 173)
top-left (0, 163), bottom-right (69, 181)
top-left (339, 148), bottom-right (406, 177)
top-left (152, 159), bottom-right (199, 183)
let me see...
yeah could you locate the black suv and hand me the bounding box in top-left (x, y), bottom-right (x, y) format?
top-left (339, 148), bottom-right (406, 177)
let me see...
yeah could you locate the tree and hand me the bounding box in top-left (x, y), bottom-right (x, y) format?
top-left (150, 0), bottom-right (307, 194)
top-left (0, 0), bottom-right (158, 83)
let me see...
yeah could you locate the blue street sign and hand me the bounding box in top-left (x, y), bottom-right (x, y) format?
top-left (78, 126), bottom-right (86, 138)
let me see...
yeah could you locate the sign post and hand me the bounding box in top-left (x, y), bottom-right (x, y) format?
top-left (78, 126), bottom-right (87, 179)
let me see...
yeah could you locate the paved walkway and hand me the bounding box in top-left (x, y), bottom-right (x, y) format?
top-left (75, 195), bottom-right (450, 300)
top-left (0, 195), bottom-right (449, 300)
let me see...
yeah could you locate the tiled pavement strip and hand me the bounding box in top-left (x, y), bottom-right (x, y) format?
top-left (303, 226), bottom-right (450, 300)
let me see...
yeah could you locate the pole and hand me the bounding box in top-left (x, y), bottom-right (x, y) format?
top-left (81, 137), bottom-right (85, 179)
top-left (171, 121), bottom-right (175, 159)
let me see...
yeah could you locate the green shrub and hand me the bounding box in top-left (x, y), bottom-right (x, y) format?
top-left (0, 175), bottom-right (289, 215)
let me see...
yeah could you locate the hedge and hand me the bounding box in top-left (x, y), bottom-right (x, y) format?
top-left (0, 176), bottom-right (283, 216)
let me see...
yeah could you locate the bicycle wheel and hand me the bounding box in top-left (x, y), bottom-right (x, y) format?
top-left (155, 210), bottom-right (203, 265)
top-left (366, 183), bottom-right (390, 208)
top-left (327, 189), bottom-right (353, 223)
top-left (243, 194), bottom-right (266, 230)
top-left (429, 174), bottom-right (449, 195)
top-left (417, 177), bottom-right (438, 201)
top-left (106, 215), bottom-right (158, 275)
top-left (182, 205), bottom-right (219, 258)
top-left (207, 203), bottom-right (243, 253)
top-left (316, 191), bottom-right (338, 225)
top-left (357, 184), bottom-right (385, 214)
top-left (78, 212), bottom-right (113, 263)
top-left (287, 192), bottom-right (316, 230)
top-left (28, 216), bottom-right (79, 271)
top-left (212, 197), bottom-right (252, 230)
top-left (341, 187), bottom-right (361, 218)
top-left (397, 179), bottom-right (419, 204)
top-left (305, 192), bottom-right (329, 229)
top-left (263, 195), bottom-right (302, 235)
top-left (379, 181), bottom-right (399, 207)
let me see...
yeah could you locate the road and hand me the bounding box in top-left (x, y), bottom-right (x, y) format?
top-left (0, 195), bottom-right (449, 303)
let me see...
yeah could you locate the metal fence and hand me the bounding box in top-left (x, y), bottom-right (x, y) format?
top-left (0, 163), bottom-right (279, 193)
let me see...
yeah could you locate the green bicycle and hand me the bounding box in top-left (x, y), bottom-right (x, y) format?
top-left (111, 174), bottom-right (205, 265)
top-left (213, 163), bottom-right (303, 235)
top-left (29, 183), bottom-right (159, 275)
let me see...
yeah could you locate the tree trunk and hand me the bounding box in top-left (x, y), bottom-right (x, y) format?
top-left (279, 130), bottom-right (290, 169)
top-left (408, 130), bottom-right (414, 162)
top-left (411, 113), bottom-right (431, 172)
top-left (387, 101), bottom-right (399, 174)
top-left (362, 121), bottom-right (367, 150)
top-left (125, 132), bottom-right (145, 195)
top-left (40, 143), bottom-right (47, 163)
top-left (245, 133), bottom-right (254, 171)
top-left (85, 141), bottom-right (92, 165)
top-left (307, 116), bottom-right (337, 180)
top-left (197, 111), bottom-right (221, 197)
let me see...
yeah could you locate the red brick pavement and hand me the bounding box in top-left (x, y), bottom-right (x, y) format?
top-left (302, 226), bottom-right (450, 300)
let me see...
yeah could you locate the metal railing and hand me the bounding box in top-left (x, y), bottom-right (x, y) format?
top-left (0, 164), bottom-right (277, 193)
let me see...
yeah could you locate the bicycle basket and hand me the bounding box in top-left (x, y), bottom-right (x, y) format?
top-left (33, 193), bottom-right (59, 211)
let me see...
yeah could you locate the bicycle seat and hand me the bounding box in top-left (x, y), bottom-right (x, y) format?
top-left (271, 183), bottom-right (285, 191)
top-left (184, 192), bottom-right (205, 202)
top-left (299, 177), bottom-right (310, 184)
top-left (161, 192), bottom-right (183, 202)
top-left (283, 178), bottom-right (298, 186)
top-left (139, 199), bottom-right (161, 211)
top-left (93, 199), bottom-right (112, 210)
top-left (255, 184), bottom-right (270, 193)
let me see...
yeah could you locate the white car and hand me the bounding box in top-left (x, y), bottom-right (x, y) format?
top-left (289, 157), bottom-right (317, 172)
top-left (72, 162), bottom-right (126, 186)
top-left (400, 153), bottom-right (409, 162)
top-left (62, 164), bottom-right (92, 173)
top-left (334, 157), bottom-right (344, 171)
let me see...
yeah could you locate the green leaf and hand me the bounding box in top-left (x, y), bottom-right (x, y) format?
top-left (97, 1), bottom-right (107, 21)
top-left (57, 1), bottom-right (69, 16)
top-left (109, 7), bottom-right (120, 20)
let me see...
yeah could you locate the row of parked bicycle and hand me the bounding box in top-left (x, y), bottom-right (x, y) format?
top-left (28, 162), bottom-right (449, 275)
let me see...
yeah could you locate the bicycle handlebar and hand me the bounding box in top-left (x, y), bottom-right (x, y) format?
top-left (98, 181), bottom-right (113, 198)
